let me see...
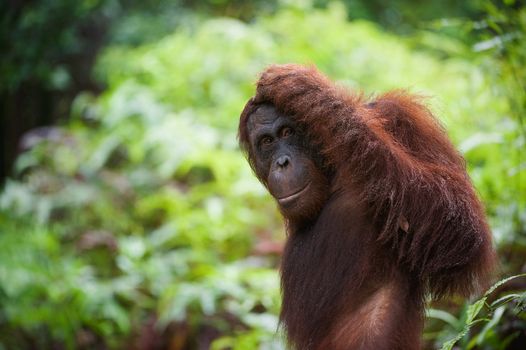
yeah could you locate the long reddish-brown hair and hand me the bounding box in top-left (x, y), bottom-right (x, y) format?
top-left (238, 64), bottom-right (496, 349)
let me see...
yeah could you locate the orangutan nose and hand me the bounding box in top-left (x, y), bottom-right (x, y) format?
top-left (276, 155), bottom-right (290, 169)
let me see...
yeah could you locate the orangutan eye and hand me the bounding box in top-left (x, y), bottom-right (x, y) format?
top-left (281, 127), bottom-right (294, 138)
top-left (260, 136), bottom-right (274, 146)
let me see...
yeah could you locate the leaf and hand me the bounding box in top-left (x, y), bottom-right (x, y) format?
top-left (472, 306), bottom-right (506, 348)
top-left (426, 308), bottom-right (460, 328)
top-left (466, 298), bottom-right (487, 324)
top-left (490, 293), bottom-right (522, 308)
top-left (485, 274), bottom-right (526, 297)
top-left (440, 274), bottom-right (526, 349)
top-left (459, 132), bottom-right (502, 153)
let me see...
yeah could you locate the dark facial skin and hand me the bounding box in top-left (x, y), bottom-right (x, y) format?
top-left (247, 104), bottom-right (329, 222)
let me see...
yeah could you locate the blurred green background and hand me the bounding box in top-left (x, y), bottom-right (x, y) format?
top-left (0, 0), bottom-right (525, 349)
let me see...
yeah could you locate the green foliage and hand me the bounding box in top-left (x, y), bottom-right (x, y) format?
top-left (0, 0), bottom-right (109, 92)
top-left (316, 0), bottom-right (485, 33)
top-left (1, 80), bottom-right (281, 347)
top-left (427, 274), bottom-right (526, 350)
top-left (1, 2), bottom-right (524, 349)
top-left (473, 0), bottom-right (526, 244)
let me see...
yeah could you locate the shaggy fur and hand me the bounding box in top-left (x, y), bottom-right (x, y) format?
top-left (238, 64), bottom-right (496, 350)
